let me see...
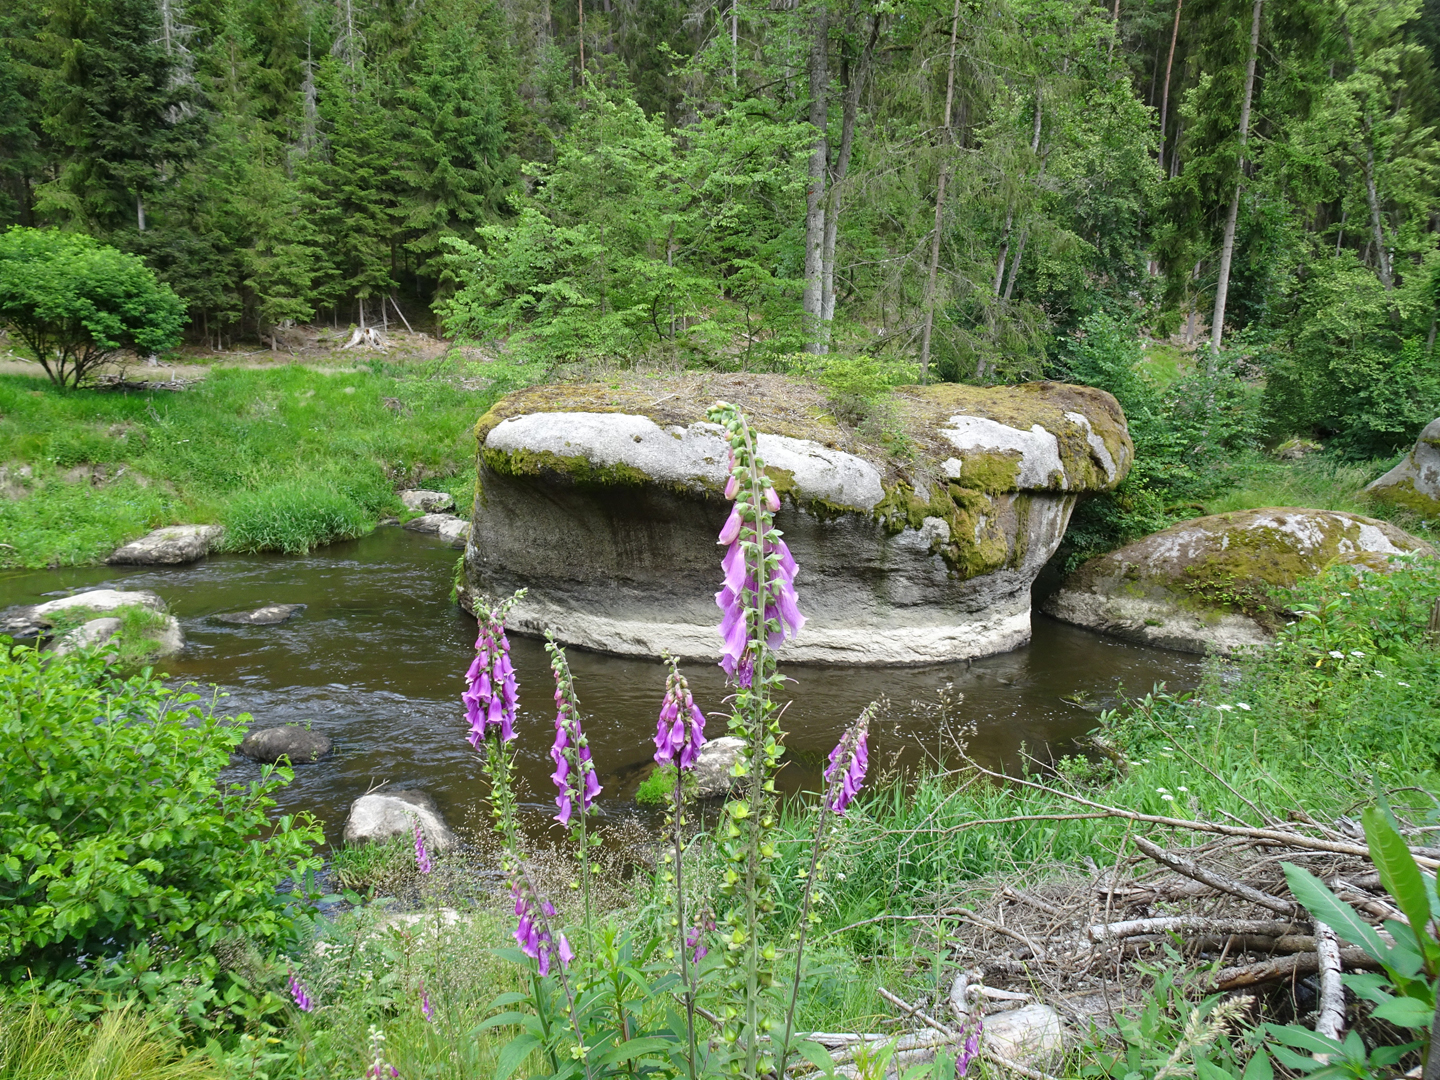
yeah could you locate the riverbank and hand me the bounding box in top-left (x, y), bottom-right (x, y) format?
top-left (0, 352), bottom-right (546, 568)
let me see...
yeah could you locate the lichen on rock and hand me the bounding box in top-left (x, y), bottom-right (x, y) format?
top-left (1043, 507), bottom-right (1437, 656)
top-left (465, 373), bottom-right (1132, 665)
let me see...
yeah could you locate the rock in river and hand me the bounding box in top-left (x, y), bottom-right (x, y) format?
top-left (693, 736), bottom-right (745, 799)
top-left (461, 374), bottom-right (1132, 664)
top-left (239, 725), bottom-right (333, 764)
top-left (399, 489), bottom-right (456, 513)
top-left (48, 617), bottom-right (124, 657)
top-left (216, 603), bottom-right (306, 625)
top-left (3, 589), bottom-right (182, 659)
top-left (1366, 418), bottom-right (1440, 516)
top-left (404, 513), bottom-right (470, 547)
top-left (108, 524), bottom-right (225, 565)
top-left (1043, 507), bottom-right (1436, 655)
top-left (343, 789), bottom-right (457, 851)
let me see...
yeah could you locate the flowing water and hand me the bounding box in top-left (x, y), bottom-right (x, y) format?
top-left (0, 528), bottom-right (1202, 846)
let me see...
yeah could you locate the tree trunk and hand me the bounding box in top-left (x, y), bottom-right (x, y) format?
top-left (577, 0), bottom-right (585, 78)
top-left (1209, 0), bottom-right (1262, 361)
top-left (803, 1), bottom-right (830, 353)
top-left (919, 0), bottom-right (963, 382)
top-left (1157, 0), bottom-right (1182, 168)
top-left (136, 194), bottom-right (146, 232)
top-left (820, 12), bottom-right (879, 326)
top-left (1362, 134), bottom-right (1394, 290)
top-left (994, 93), bottom-right (1042, 299)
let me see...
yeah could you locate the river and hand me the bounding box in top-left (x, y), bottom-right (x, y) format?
top-left (0, 527), bottom-right (1201, 845)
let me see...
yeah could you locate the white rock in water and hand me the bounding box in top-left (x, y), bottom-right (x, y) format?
top-left (32, 588), bottom-right (166, 619)
top-left (404, 513), bottom-right (470, 546)
top-left (343, 789), bottom-right (457, 851)
top-left (692, 736), bottom-right (745, 799)
top-left (108, 524), bottom-right (225, 565)
top-left (400, 489), bottom-right (456, 513)
top-left (1044, 507), bottom-right (1435, 655)
top-left (48, 617), bottom-right (123, 657)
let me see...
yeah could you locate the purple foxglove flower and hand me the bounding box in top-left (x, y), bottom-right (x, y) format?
top-left (558, 933), bottom-right (574, 968)
top-left (420, 984), bottom-right (434, 1023)
top-left (724, 473), bottom-right (740, 499)
top-left (764, 483), bottom-right (780, 512)
top-left (654, 662), bottom-right (708, 769)
top-left (548, 641), bottom-right (602, 826)
top-left (413, 822), bottom-right (433, 875)
top-left (287, 969), bottom-right (314, 1012)
top-left (718, 503), bottom-right (743, 545)
top-left (464, 612), bottom-right (518, 747)
top-left (955, 1015), bottom-right (983, 1077)
top-left (825, 715), bottom-right (870, 816)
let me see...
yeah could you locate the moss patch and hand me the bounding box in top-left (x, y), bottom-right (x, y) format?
top-left (480, 445), bottom-right (654, 487)
top-left (1369, 474), bottom-right (1440, 518)
top-left (43, 604), bottom-right (176, 667)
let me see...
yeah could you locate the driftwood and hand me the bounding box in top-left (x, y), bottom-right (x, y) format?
top-left (1133, 836), bottom-right (1300, 916)
top-left (1087, 916), bottom-right (1303, 942)
top-left (1212, 948), bottom-right (1381, 990)
top-left (1315, 921), bottom-right (1346, 1043)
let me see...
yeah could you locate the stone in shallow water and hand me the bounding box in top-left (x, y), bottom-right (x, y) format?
top-left (2, 589), bottom-right (173, 646)
top-left (216, 603), bottom-right (306, 625)
top-left (108, 524), bottom-right (225, 565)
top-left (404, 513), bottom-right (470, 546)
top-left (399, 489), bottom-right (455, 513)
top-left (48, 617), bottom-right (123, 657)
top-left (343, 789), bottom-right (457, 851)
top-left (240, 725), bottom-right (333, 764)
top-left (692, 736), bottom-right (745, 799)
top-left (462, 375), bottom-right (1133, 665)
top-left (1044, 507), bottom-right (1436, 655)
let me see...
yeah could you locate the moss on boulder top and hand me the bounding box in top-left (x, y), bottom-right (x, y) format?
top-left (474, 373), bottom-right (1131, 500)
top-left (1043, 507), bottom-right (1437, 655)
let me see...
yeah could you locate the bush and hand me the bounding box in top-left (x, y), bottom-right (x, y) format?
top-left (0, 647), bottom-right (322, 1023)
top-left (0, 228), bottom-right (185, 388)
top-left (220, 480), bottom-right (375, 554)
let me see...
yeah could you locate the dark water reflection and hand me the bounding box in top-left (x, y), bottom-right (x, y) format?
top-left (0, 529), bottom-right (1200, 846)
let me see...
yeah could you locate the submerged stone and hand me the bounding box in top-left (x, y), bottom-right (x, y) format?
top-left (462, 374), bottom-right (1132, 665)
top-left (1366, 418), bottom-right (1440, 516)
top-left (239, 724), bottom-right (333, 764)
top-left (108, 524), bottom-right (225, 565)
top-left (1043, 507), bottom-right (1436, 655)
top-left (216, 603), bottom-right (306, 625)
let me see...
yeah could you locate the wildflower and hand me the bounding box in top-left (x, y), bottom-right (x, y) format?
top-left (464, 605), bottom-right (519, 746)
top-left (413, 821), bottom-right (432, 875)
top-left (511, 877), bottom-right (568, 975)
top-left (1214, 703), bottom-right (1233, 711)
top-left (1156, 787), bottom-right (1169, 794)
top-left (685, 910), bottom-right (716, 963)
top-left (1350, 650), bottom-right (1365, 658)
top-left (287, 968), bottom-right (314, 1012)
top-left (1160, 793), bottom-right (1174, 802)
top-left (1399, 681), bottom-right (1411, 687)
top-left (420, 983), bottom-right (434, 1023)
top-left (1177, 786), bottom-right (1188, 792)
top-left (824, 712), bottom-right (870, 816)
top-left (1236, 702), bottom-right (1251, 711)
top-left (1328, 650), bottom-right (1344, 659)
top-left (955, 1014), bottom-right (984, 1077)
top-left (654, 659), bottom-right (707, 770)
top-left (548, 643), bottom-right (602, 826)
top-left (713, 410), bottom-right (805, 680)
top-left (366, 1025), bottom-right (398, 1079)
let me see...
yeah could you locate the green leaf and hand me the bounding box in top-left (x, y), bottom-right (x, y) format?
top-left (1282, 864), bottom-right (1390, 966)
top-left (493, 1033), bottom-right (540, 1080)
top-left (589, 1036), bottom-right (674, 1068)
top-left (1241, 1050), bottom-right (1274, 1080)
top-left (1265, 1023), bottom-right (1345, 1056)
top-left (1195, 1058), bottom-right (1234, 1080)
top-left (1371, 995), bottom-right (1435, 1028)
top-left (1266, 1043), bottom-right (1323, 1073)
top-left (1363, 807), bottom-right (1436, 956)
top-left (793, 1038), bottom-right (839, 1078)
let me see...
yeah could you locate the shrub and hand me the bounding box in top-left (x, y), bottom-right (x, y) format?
top-left (0, 228), bottom-right (185, 388)
top-left (0, 646), bottom-right (322, 1022)
top-left (220, 480), bottom-right (374, 554)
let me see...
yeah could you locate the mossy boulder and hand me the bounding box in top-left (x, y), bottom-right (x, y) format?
top-left (465, 373), bottom-right (1131, 665)
top-left (1042, 507), bottom-right (1436, 655)
top-left (1366, 418), bottom-right (1440, 517)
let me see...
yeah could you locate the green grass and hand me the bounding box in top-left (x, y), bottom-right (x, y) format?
top-left (1136, 340), bottom-right (1190, 387)
top-left (0, 1004), bottom-right (218, 1080)
top-left (42, 603), bottom-right (177, 667)
top-left (0, 356), bottom-right (543, 566)
top-left (327, 836), bottom-right (421, 895)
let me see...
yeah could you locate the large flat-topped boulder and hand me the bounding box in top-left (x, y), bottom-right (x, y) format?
top-left (465, 375), bottom-right (1131, 665)
top-left (1366, 418), bottom-right (1440, 516)
top-left (1043, 507), bottom-right (1436, 655)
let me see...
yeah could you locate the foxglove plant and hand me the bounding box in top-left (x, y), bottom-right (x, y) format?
top-left (547, 637), bottom-right (602, 933)
top-left (775, 704), bottom-right (875, 1080)
top-left (287, 968), bottom-right (314, 1013)
top-left (707, 401), bottom-right (805, 1076)
top-left (656, 654), bottom-right (707, 1080)
top-left (413, 821), bottom-right (433, 876)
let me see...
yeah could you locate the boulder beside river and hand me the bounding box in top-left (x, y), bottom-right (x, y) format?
top-left (1, 588), bottom-right (184, 659)
top-left (108, 524), bottom-right (225, 565)
top-left (1366, 418), bottom-right (1440, 516)
top-left (1043, 507), bottom-right (1436, 655)
top-left (343, 789), bottom-right (457, 851)
top-left (462, 374), bottom-right (1132, 665)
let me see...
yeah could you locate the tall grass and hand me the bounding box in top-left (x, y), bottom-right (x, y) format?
top-left (0, 1005), bottom-right (217, 1080)
top-left (0, 356), bottom-right (542, 566)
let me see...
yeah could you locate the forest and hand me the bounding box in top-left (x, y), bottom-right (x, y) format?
top-left (1, 0), bottom-right (1437, 450)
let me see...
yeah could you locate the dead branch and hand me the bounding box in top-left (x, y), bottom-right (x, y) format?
top-left (1314, 921), bottom-right (1345, 1043)
top-left (1133, 836), bottom-right (1301, 916)
top-left (1213, 948), bottom-right (1380, 990)
top-left (1088, 916), bottom-right (1303, 942)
